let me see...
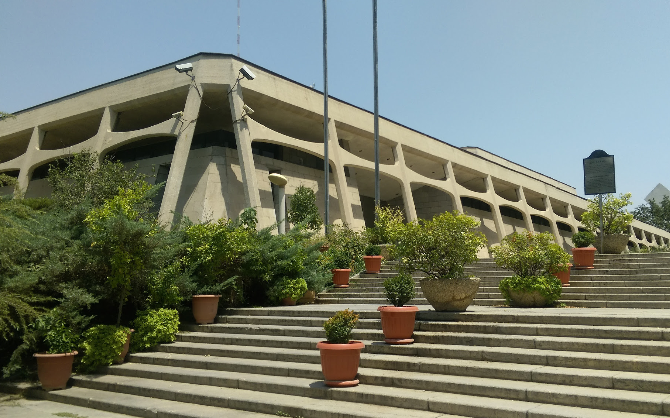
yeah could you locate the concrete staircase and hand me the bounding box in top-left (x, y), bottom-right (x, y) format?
top-left (5, 252), bottom-right (670, 417)
top-left (320, 252), bottom-right (670, 309)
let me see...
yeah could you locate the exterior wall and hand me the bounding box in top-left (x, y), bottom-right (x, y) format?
top-left (1, 53), bottom-right (669, 250)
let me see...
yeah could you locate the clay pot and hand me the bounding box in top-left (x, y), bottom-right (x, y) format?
top-left (114, 329), bottom-right (134, 364)
top-left (552, 264), bottom-right (572, 287)
top-left (297, 290), bottom-right (316, 304)
top-left (316, 341), bottom-right (364, 387)
top-left (34, 351), bottom-right (77, 391)
top-left (420, 277), bottom-right (481, 312)
top-left (192, 295), bottom-right (221, 324)
top-left (572, 247), bottom-right (597, 269)
top-left (377, 306), bottom-right (419, 344)
top-left (332, 269), bottom-right (351, 288)
top-left (282, 297), bottom-right (297, 306)
top-left (363, 256), bottom-right (383, 274)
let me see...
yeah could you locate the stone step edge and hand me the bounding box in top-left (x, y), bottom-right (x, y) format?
top-left (130, 348), bottom-right (670, 396)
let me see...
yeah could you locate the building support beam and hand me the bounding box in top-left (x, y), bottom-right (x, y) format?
top-left (158, 83), bottom-right (202, 226)
top-left (543, 196), bottom-right (562, 244)
top-left (229, 82), bottom-right (262, 215)
top-left (393, 143), bottom-right (417, 222)
top-left (327, 120), bottom-right (355, 226)
top-left (566, 204), bottom-right (579, 234)
top-left (444, 161), bottom-right (463, 213)
top-left (516, 186), bottom-right (535, 233)
top-left (485, 175), bottom-right (506, 242)
top-left (93, 107), bottom-right (117, 160)
top-left (16, 127), bottom-right (44, 197)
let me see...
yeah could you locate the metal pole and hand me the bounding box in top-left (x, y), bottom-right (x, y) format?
top-left (323, 0), bottom-right (329, 233)
top-left (373, 0), bottom-right (380, 210)
top-left (599, 194), bottom-right (604, 253)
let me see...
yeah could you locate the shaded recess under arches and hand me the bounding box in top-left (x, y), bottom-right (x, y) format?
top-left (403, 148), bottom-right (446, 181)
top-left (112, 87), bottom-right (189, 133)
top-left (353, 168), bottom-right (404, 227)
top-left (411, 184), bottom-right (454, 220)
top-left (40, 109), bottom-right (104, 151)
top-left (491, 178), bottom-right (520, 202)
top-left (556, 221), bottom-right (573, 233)
top-left (531, 215), bottom-right (553, 235)
top-left (0, 129), bottom-right (32, 163)
top-left (499, 205), bottom-right (527, 236)
top-left (452, 164), bottom-right (487, 193)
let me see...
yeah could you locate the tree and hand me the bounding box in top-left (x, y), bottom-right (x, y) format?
top-left (581, 193), bottom-right (634, 234)
top-left (633, 196), bottom-right (670, 233)
top-left (287, 185), bottom-right (322, 231)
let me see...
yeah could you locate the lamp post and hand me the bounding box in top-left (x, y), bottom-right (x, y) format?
top-left (268, 173), bottom-right (288, 234)
top-left (322, 0), bottom-right (330, 234)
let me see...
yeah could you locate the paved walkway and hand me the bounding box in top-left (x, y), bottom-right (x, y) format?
top-left (0, 393), bottom-right (133, 418)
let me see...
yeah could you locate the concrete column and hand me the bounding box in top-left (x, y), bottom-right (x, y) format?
top-left (268, 173), bottom-right (288, 234)
top-left (516, 186), bottom-right (535, 233)
top-left (93, 107), bottom-right (117, 159)
top-left (327, 120), bottom-right (354, 226)
top-left (393, 143), bottom-right (417, 222)
top-left (158, 83), bottom-right (203, 226)
top-left (444, 161), bottom-right (463, 213)
top-left (228, 79), bottom-right (262, 212)
top-left (543, 196), bottom-right (562, 243)
top-left (566, 204), bottom-right (579, 233)
top-left (16, 127), bottom-right (44, 197)
top-left (484, 175), bottom-right (506, 242)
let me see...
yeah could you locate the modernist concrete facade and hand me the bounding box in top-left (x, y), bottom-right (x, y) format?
top-left (1, 53), bottom-right (668, 254)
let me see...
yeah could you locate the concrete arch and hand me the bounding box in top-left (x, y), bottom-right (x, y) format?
top-left (410, 183), bottom-right (456, 221)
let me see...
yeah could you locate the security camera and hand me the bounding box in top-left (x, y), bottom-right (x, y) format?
top-left (239, 65), bottom-right (256, 80)
top-left (243, 104), bottom-right (254, 115)
top-left (172, 111), bottom-right (184, 119)
top-left (175, 63), bottom-right (193, 73)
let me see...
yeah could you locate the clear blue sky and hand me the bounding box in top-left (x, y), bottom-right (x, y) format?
top-left (1, 0), bottom-right (668, 208)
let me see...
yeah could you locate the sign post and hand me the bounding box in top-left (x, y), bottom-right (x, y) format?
top-left (583, 150), bottom-right (616, 253)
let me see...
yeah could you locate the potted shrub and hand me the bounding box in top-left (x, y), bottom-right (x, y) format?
top-left (581, 193), bottom-right (634, 254)
top-left (378, 273), bottom-right (418, 344)
top-left (271, 277), bottom-right (308, 306)
top-left (491, 232), bottom-right (571, 307)
top-left (393, 211), bottom-right (487, 312)
top-left (552, 263), bottom-right (573, 287)
top-left (32, 311), bottom-right (80, 391)
top-left (316, 309), bottom-right (364, 387)
top-left (571, 230), bottom-right (596, 269)
top-left (329, 249), bottom-right (353, 288)
top-left (363, 244), bottom-right (383, 274)
top-left (79, 325), bottom-right (132, 372)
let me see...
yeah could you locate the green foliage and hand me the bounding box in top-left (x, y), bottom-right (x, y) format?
top-left (633, 196), bottom-right (670, 233)
top-left (365, 244), bottom-right (382, 256)
top-left (393, 211), bottom-right (486, 280)
top-left (383, 273), bottom-right (416, 307)
top-left (571, 231), bottom-right (595, 248)
top-left (491, 232), bottom-right (570, 277)
top-left (270, 277), bottom-right (307, 302)
top-left (367, 206), bottom-right (405, 244)
top-left (79, 325), bottom-right (130, 372)
top-left (34, 314), bottom-right (79, 354)
top-left (323, 309), bottom-right (358, 344)
top-left (287, 185), bottom-right (323, 231)
top-left (325, 224), bottom-right (366, 272)
top-left (499, 275), bottom-right (563, 307)
top-left (581, 193), bottom-right (634, 235)
top-left (0, 291), bottom-right (46, 341)
top-left (130, 309), bottom-right (179, 352)
top-left (0, 173), bottom-right (17, 188)
top-left (0, 111), bottom-right (15, 121)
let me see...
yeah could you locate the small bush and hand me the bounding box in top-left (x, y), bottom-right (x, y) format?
top-left (499, 275), bottom-right (563, 306)
top-left (490, 232), bottom-right (570, 276)
top-left (288, 185), bottom-right (323, 231)
top-left (270, 277), bottom-right (307, 302)
top-left (323, 309), bottom-right (358, 344)
top-left (581, 193), bottom-right (634, 234)
top-left (79, 325), bottom-right (130, 372)
top-left (383, 273), bottom-right (416, 307)
top-left (365, 245), bottom-right (382, 256)
top-left (130, 309), bottom-right (179, 352)
top-left (367, 206), bottom-right (405, 244)
top-left (571, 231), bottom-right (595, 248)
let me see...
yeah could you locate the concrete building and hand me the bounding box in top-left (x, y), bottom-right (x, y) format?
top-left (0, 53), bottom-right (668, 253)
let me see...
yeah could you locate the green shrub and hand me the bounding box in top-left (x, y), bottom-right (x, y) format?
top-left (326, 225), bottom-right (366, 272)
top-left (581, 193), bottom-right (634, 234)
top-left (393, 211), bottom-right (486, 280)
top-left (383, 273), bottom-right (416, 307)
top-left (364, 244), bottom-right (382, 256)
top-left (287, 185), bottom-right (323, 231)
top-left (34, 314), bottom-right (80, 354)
top-left (271, 277), bottom-right (307, 302)
top-left (490, 232), bottom-right (570, 276)
top-left (367, 206), bottom-right (405, 244)
top-left (323, 309), bottom-right (358, 344)
top-left (79, 325), bottom-right (130, 372)
top-left (571, 231), bottom-right (595, 248)
top-left (130, 309), bottom-right (179, 352)
top-left (499, 275), bottom-right (563, 306)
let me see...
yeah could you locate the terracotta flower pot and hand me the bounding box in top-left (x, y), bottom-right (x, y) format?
top-left (377, 306), bottom-right (419, 344)
top-left (363, 256), bottom-right (383, 274)
top-left (114, 329), bottom-right (134, 364)
top-left (192, 295), bottom-right (221, 324)
top-left (297, 290), bottom-right (316, 304)
top-left (552, 264), bottom-right (572, 287)
top-left (332, 269), bottom-right (351, 288)
top-left (282, 297), bottom-right (297, 306)
top-left (316, 340), bottom-right (364, 387)
top-left (34, 351), bottom-right (77, 391)
top-left (572, 247), bottom-right (596, 269)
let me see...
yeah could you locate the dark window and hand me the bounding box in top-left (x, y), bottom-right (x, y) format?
top-left (461, 197), bottom-right (491, 213)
